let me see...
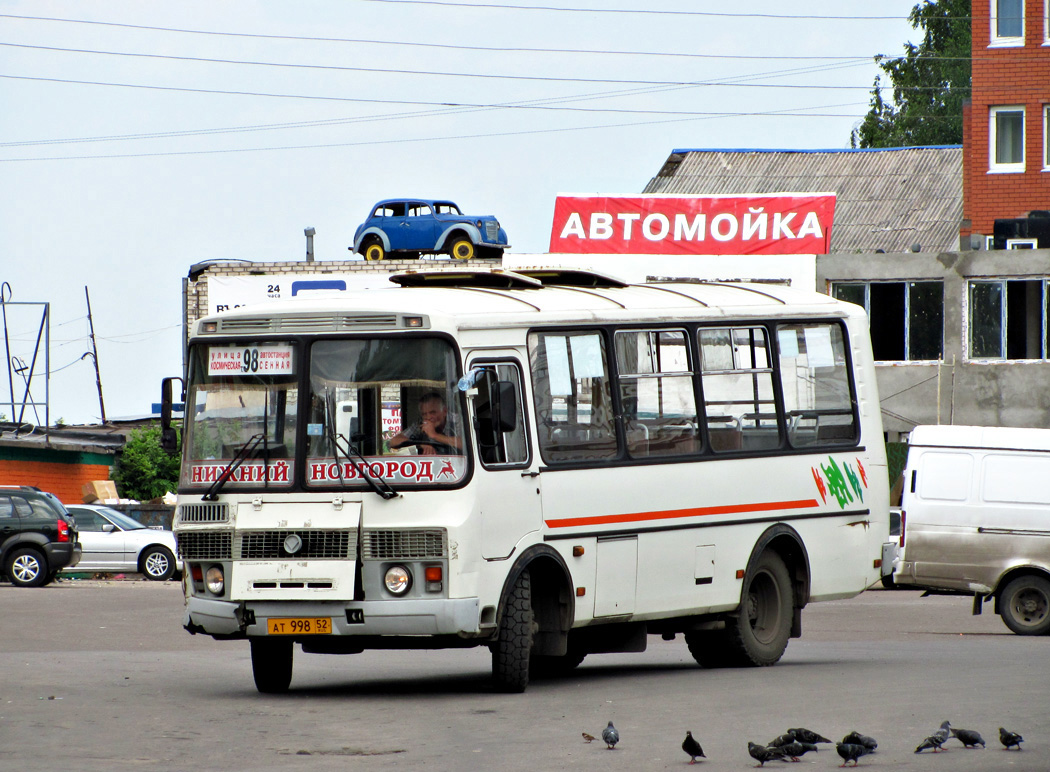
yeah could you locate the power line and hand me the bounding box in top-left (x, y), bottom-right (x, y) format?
top-left (0, 102), bottom-right (873, 163)
top-left (0, 41), bottom-right (894, 89)
top-left (0, 13), bottom-right (957, 62)
top-left (0, 97), bottom-right (873, 149)
top-left (356, 0), bottom-right (930, 21)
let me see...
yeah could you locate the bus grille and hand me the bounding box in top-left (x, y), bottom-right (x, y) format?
top-left (236, 530), bottom-right (356, 560)
top-left (485, 221), bottom-right (500, 241)
top-left (177, 531), bottom-right (232, 560)
top-left (362, 528), bottom-right (447, 560)
top-left (176, 503), bottom-right (230, 524)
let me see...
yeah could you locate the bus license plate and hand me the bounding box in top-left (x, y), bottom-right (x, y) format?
top-left (266, 617), bottom-right (331, 635)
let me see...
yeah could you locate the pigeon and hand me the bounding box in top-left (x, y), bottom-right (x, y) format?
top-left (998, 727), bottom-right (1023, 750)
top-left (915, 720), bottom-right (952, 753)
top-left (999, 727), bottom-right (1023, 750)
top-left (780, 740), bottom-right (819, 761)
top-left (748, 742), bottom-right (786, 767)
top-left (842, 731), bottom-right (877, 751)
top-left (601, 721), bottom-right (619, 750)
top-left (768, 733), bottom-right (796, 748)
top-left (951, 727), bottom-right (985, 748)
top-left (914, 734), bottom-right (947, 753)
top-left (836, 742), bottom-right (870, 767)
top-left (787, 727), bottom-right (833, 744)
top-left (682, 731), bottom-right (706, 764)
top-left (582, 732), bottom-right (595, 744)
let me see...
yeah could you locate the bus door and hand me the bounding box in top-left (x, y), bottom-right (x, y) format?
top-left (465, 356), bottom-right (539, 560)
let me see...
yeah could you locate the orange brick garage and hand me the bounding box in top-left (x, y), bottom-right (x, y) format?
top-left (0, 446), bottom-right (114, 505)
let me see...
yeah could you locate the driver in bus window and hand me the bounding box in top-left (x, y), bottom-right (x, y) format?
top-left (388, 392), bottom-right (462, 456)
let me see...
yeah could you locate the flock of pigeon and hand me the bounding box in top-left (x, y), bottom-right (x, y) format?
top-left (583, 721), bottom-right (1025, 766)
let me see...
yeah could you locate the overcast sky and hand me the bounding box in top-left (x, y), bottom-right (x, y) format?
top-left (0, 0), bottom-right (923, 425)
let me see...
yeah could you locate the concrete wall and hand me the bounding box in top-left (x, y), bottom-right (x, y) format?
top-left (817, 249), bottom-right (1050, 435)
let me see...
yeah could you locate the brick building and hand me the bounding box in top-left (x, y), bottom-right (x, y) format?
top-left (962, 0), bottom-right (1050, 245)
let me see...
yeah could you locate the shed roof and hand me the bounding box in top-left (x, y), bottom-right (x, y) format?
top-left (642, 146), bottom-right (962, 254)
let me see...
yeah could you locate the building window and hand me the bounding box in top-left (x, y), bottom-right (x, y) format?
top-left (990, 106), bottom-right (1025, 172)
top-left (992, 0), bottom-right (1024, 44)
top-left (969, 280), bottom-right (1047, 359)
top-left (1045, 105), bottom-right (1050, 169)
top-left (831, 281), bottom-right (943, 361)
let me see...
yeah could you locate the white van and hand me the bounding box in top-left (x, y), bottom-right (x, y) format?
top-left (894, 424), bottom-right (1050, 635)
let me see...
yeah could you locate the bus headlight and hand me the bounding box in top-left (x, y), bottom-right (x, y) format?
top-left (384, 565), bottom-right (412, 595)
top-left (205, 565), bottom-right (225, 595)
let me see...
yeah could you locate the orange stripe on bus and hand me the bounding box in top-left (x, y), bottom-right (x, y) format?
top-left (544, 498), bottom-right (820, 529)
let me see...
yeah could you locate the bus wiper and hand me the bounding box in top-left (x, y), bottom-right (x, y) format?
top-left (329, 428), bottom-right (399, 500)
top-left (202, 433), bottom-right (265, 501)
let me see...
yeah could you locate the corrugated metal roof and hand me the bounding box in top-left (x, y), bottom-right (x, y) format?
top-left (643, 146), bottom-right (962, 253)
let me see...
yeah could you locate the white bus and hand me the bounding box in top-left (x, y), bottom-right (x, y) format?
top-left (162, 267), bottom-right (889, 693)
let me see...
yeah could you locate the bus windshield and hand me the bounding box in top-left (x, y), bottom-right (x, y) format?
top-left (182, 342), bottom-right (299, 489)
top-left (306, 337), bottom-right (468, 487)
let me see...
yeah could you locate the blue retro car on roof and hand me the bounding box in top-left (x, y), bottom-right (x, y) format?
top-left (352, 199), bottom-right (510, 261)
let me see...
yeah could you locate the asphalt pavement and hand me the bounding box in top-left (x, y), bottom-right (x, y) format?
top-left (0, 581), bottom-right (1045, 772)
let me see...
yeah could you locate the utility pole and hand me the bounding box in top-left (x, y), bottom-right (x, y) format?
top-left (84, 286), bottom-right (107, 424)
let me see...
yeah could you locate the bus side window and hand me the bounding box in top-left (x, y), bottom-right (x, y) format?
top-left (528, 331), bottom-right (618, 463)
top-left (699, 327), bottom-right (780, 452)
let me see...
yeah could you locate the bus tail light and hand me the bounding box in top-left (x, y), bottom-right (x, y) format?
top-left (900, 511), bottom-right (906, 549)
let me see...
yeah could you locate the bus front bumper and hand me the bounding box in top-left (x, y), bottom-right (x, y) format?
top-left (184, 595), bottom-right (482, 638)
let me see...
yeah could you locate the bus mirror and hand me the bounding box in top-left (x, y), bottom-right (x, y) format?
top-left (160, 427), bottom-right (179, 453)
top-left (492, 380), bottom-right (518, 433)
top-left (160, 376), bottom-right (185, 454)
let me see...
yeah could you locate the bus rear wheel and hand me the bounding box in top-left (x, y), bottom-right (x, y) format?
top-left (250, 638), bottom-right (294, 693)
top-left (726, 551), bottom-right (792, 666)
top-left (491, 570), bottom-right (534, 692)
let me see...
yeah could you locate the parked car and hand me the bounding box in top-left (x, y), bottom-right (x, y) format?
top-left (64, 505), bottom-right (179, 581)
top-left (352, 199), bottom-right (510, 261)
top-left (0, 485), bottom-right (81, 587)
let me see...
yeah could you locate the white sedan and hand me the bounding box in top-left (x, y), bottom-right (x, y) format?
top-left (63, 505), bottom-right (179, 581)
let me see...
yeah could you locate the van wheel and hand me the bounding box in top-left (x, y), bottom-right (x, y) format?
top-left (724, 551), bottom-right (792, 666)
top-left (491, 570), bottom-right (533, 692)
top-left (1000, 575), bottom-right (1050, 635)
top-left (251, 638), bottom-right (294, 693)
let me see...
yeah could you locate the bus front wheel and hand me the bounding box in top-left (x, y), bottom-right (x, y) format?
top-left (250, 638), bottom-right (294, 693)
top-left (726, 551), bottom-right (792, 666)
top-left (491, 570), bottom-right (534, 692)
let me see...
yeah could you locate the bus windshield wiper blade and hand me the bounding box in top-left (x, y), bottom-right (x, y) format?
top-left (330, 430), bottom-right (399, 500)
top-left (202, 433), bottom-right (265, 501)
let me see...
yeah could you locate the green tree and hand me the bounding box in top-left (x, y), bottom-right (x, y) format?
top-left (113, 425), bottom-right (181, 501)
top-left (852, 0), bottom-right (970, 148)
